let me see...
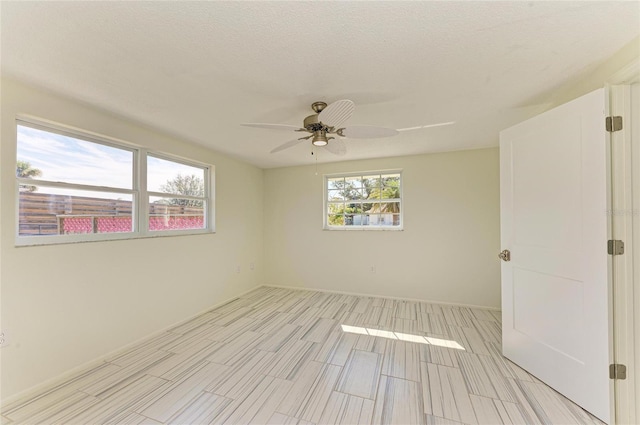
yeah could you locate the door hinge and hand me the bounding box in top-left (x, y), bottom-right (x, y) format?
top-left (607, 240), bottom-right (624, 255)
top-left (610, 364), bottom-right (627, 380)
top-left (606, 116), bottom-right (623, 132)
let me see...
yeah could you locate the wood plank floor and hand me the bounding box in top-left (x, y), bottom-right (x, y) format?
top-left (2, 287), bottom-right (605, 425)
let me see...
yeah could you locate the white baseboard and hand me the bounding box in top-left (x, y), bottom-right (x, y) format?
top-left (261, 284), bottom-right (502, 312)
top-left (1, 284), bottom-right (263, 408)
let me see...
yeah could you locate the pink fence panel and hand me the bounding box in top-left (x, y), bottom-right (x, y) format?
top-left (59, 215), bottom-right (203, 234)
top-left (96, 216), bottom-right (132, 233)
top-left (149, 215), bottom-right (204, 231)
top-left (60, 217), bottom-right (94, 234)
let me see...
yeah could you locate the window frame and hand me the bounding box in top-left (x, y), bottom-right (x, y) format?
top-left (142, 151), bottom-right (214, 237)
top-left (15, 116), bottom-right (215, 246)
top-left (323, 169), bottom-right (404, 231)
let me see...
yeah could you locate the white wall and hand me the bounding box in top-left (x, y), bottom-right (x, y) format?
top-left (0, 78), bottom-right (264, 401)
top-left (263, 148), bottom-right (501, 309)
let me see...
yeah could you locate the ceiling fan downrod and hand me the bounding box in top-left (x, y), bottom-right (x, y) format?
top-left (311, 101), bottom-right (327, 113)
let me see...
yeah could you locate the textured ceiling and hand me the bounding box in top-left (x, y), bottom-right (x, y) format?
top-left (1, 1), bottom-right (639, 168)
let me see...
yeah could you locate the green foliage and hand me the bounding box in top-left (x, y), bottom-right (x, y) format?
top-left (16, 160), bottom-right (42, 192)
top-left (328, 213), bottom-right (344, 226)
top-left (159, 174), bottom-right (204, 207)
top-left (367, 185), bottom-right (400, 213)
top-left (328, 175), bottom-right (399, 200)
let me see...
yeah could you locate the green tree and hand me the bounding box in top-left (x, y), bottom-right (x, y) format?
top-left (159, 174), bottom-right (204, 207)
top-left (16, 160), bottom-right (42, 192)
top-left (328, 179), bottom-right (361, 201)
top-left (327, 203), bottom-right (363, 225)
top-left (368, 185), bottom-right (401, 213)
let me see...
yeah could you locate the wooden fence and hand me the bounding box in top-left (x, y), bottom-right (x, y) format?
top-left (19, 191), bottom-right (203, 236)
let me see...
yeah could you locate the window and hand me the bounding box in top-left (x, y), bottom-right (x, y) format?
top-left (324, 170), bottom-right (402, 230)
top-left (146, 154), bottom-right (208, 233)
top-left (16, 118), bottom-right (213, 245)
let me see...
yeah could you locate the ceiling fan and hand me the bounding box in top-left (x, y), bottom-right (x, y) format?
top-left (241, 99), bottom-right (454, 156)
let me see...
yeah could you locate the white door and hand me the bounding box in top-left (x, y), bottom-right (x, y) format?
top-left (500, 88), bottom-right (611, 423)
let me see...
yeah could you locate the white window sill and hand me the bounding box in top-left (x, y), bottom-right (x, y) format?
top-left (323, 226), bottom-right (404, 231)
top-left (15, 228), bottom-right (215, 247)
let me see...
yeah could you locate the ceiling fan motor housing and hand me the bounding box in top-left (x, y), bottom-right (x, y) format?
top-left (303, 114), bottom-right (332, 133)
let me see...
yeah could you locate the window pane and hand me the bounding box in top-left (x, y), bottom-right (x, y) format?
top-left (327, 177), bottom-right (344, 190)
top-left (17, 125), bottom-right (133, 189)
top-left (376, 213), bottom-right (401, 226)
top-left (344, 214), bottom-right (355, 226)
top-left (378, 201), bottom-right (401, 214)
top-left (373, 213), bottom-right (402, 226)
top-left (344, 188), bottom-right (363, 201)
top-left (345, 176), bottom-right (363, 188)
top-left (328, 177), bottom-right (362, 200)
top-left (380, 187), bottom-right (401, 200)
top-left (366, 189), bottom-right (380, 200)
top-left (363, 213), bottom-right (381, 226)
top-left (19, 187), bottom-right (133, 236)
top-left (327, 190), bottom-right (344, 201)
top-left (328, 202), bottom-right (345, 214)
top-left (363, 175), bottom-right (380, 190)
top-left (345, 204), bottom-right (363, 214)
top-left (149, 196), bottom-right (205, 231)
top-left (363, 175), bottom-right (382, 200)
top-left (382, 174), bottom-right (400, 187)
top-left (344, 214), bottom-right (367, 226)
top-left (147, 156), bottom-right (205, 196)
top-left (328, 214), bottom-right (344, 226)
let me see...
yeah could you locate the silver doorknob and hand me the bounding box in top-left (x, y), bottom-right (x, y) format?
top-left (498, 249), bottom-right (511, 262)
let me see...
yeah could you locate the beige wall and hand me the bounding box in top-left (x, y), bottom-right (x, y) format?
top-left (0, 79), bottom-right (264, 400)
top-left (263, 148), bottom-right (501, 309)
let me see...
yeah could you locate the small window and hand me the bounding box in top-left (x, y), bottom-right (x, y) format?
top-left (147, 155), bottom-right (209, 233)
top-left (324, 170), bottom-right (402, 230)
top-left (16, 119), bottom-right (214, 245)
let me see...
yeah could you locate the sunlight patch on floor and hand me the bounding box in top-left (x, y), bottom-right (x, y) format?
top-left (340, 324), bottom-right (465, 350)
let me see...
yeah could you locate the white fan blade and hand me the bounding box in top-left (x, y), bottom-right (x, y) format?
top-left (270, 138), bottom-right (305, 153)
top-left (340, 125), bottom-right (399, 139)
top-left (397, 121), bottom-right (455, 132)
top-left (318, 99), bottom-right (355, 128)
top-left (323, 138), bottom-right (347, 156)
top-left (242, 123), bottom-right (303, 131)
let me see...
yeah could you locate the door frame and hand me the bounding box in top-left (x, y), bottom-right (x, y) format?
top-left (607, 59), bottom-right (639, 425)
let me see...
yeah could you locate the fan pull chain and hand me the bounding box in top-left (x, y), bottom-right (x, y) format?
top-left (311, 145), bottom-right (319, 175)
top-left (310, 144), bottom-right (319, 175)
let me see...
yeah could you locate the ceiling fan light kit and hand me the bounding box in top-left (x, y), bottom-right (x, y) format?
top-left (241, 99), bottom-right (454, 156)
top-left (311, 131), bottom-right (331, 146)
